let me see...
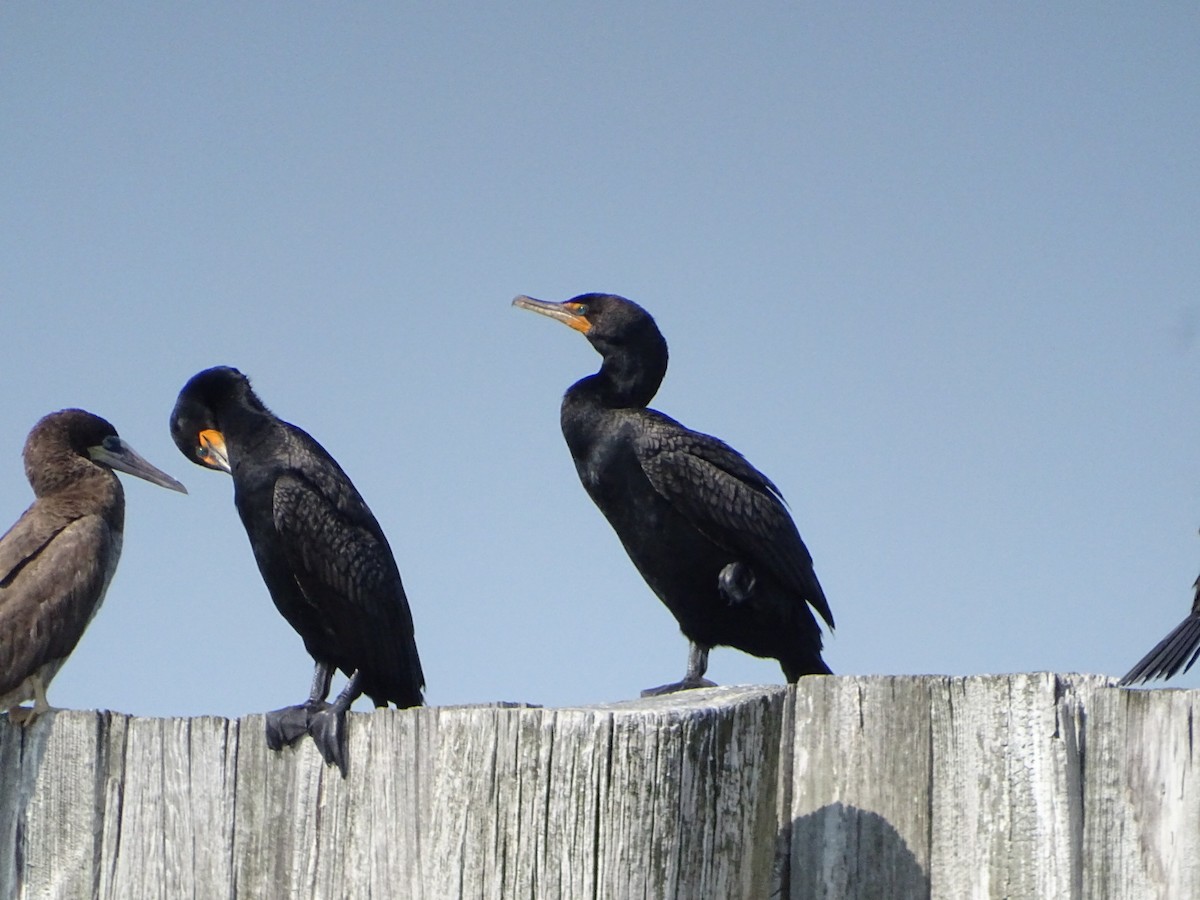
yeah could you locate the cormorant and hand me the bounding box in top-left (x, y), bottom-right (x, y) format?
top-left (1120, 566), bottom-right (1200, 685)
top-left (513, 293), bottom-right (834, 694)
top-left (0, 409), bottom-right (186, 722)
top-left (170, 366), bottom-right (423, 774)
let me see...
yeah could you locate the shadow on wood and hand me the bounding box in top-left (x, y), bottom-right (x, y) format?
top-left (790, 802), bottom-right (930, 900)
top-left (0, 675), bottom-right (1194, 899)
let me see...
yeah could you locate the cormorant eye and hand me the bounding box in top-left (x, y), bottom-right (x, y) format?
top-left (574, 303), bottom-right (589, 316)
top-left (102, 436), bottom-right (121, 451)
top-left (196, 444), bottom-right (209, 460)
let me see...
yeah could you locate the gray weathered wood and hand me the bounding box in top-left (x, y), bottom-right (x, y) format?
top-left (926, 674), bottom-right (1088, 900)
top-left (787, 675), bottom-right (934, 899)
top-left (1081, 686), bottom-right (1200, 900)
top-left (0, 676), bottom-right (1195, 899)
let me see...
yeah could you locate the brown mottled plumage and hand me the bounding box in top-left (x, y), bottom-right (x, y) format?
top-left (0, 409), bottom-right (185, 721)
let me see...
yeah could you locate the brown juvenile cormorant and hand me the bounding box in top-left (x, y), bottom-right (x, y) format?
top-left (1120, 565), bottom-right (1200, 685)
top-left (0, 409), bottom-right (186, 722)
top-left (513, 293), bottom-right (834, 694)
top-left (170, 366), bottom-right (423, 774)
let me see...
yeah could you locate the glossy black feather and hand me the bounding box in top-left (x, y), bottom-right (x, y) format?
top-left (171, 367), bottom-right (423, 708)
top-left (637, 416), bottom-right (834, 630)
top-left (519, 293), bottom-right (832, 682)
top-left (1120, 575), bottom-right (1200, 685)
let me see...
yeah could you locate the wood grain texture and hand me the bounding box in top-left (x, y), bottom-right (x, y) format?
top-left (1081, 686), bottom-right (1200, 900)
top-left (926, 673), bottom-right (1089, 900)
top-left (0, 676), bottom-right (1194, 899)
top-left (786, 675), bottom-right (933, 900)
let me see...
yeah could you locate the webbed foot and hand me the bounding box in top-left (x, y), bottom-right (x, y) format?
top-left (264, 702), bottom-right (329, 750)
top-left (640, 676), bottom-right (718, 698)
top-left (640, 642), bottom-right (716, 697)
top-left (308, 707), bottom-right (348, 776)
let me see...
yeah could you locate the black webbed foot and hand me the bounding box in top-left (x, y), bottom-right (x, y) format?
top-left (264, 701), bottom-right (329, 750)
top-left (639, 676), bottom-right (719, 697)
top-left (640, 641), bottom-right (715, 697)
top-left (306, 668), bottom-right (362, 777)
top-left (308, 707), bottom-right (349, 776)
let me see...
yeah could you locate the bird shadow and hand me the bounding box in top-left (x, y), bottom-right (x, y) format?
top-left (780, 801), bottom-right (930, 900)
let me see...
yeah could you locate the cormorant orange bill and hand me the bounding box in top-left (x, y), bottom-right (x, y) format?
top-left (196, 429), bottom-right (231, 473)
top-left (513, 293), bottom-right (832, 697)
top-left (512, 296), bottom-right (593, 333)
top-left (170, 366), bottom-right (424, 777)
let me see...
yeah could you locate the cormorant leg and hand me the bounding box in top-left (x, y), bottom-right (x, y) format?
top-left (640, 642), bottom-right (719, 697)
top-left (305, 661), bottom-right (335, 708)
top-left (264, 661), bottom-right (335, 751)
top-left (308, 669), bottom-right (364, 777)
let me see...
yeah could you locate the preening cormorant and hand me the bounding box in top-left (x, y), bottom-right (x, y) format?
top-left (0, 409), bottom-right (186, 721)
top-left (513, 293), bottom-right (834, 694)
top-left (170, 366), bottom-right (423, 774)
top-left (1120, 566), bottom-right (1200, 685)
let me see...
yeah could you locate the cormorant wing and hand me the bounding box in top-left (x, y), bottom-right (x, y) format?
top-left (1119, 573), bottom-right (1200, 685)
top-left (0, 512), bottom-right (114, 697)
top-left (271, 470), bottom-right (422, 694)
top-left (636, 418), bottom-right (835, 629)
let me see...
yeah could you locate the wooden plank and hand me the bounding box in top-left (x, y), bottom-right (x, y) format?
top-left (1082, 685), bottom-right (1200, 899)
top-left (591, 687), bottom-right (783, 900)
top-left (785, 675), bottom-right (935, 900)
top-left (928, 673), bottom-right (1095, 900)
top-left (423, 686), bottom-right (783, 900)
top-left (423, 704), bottom-right (557, 899)
top-left (229, 708), bottom-right (435, 900)
top-left (94, 716), bottom-right (239, 898)
top-left (0, 676), bottom-right (1196, 899)
top-left (0, 710), bottom-right (113, 898)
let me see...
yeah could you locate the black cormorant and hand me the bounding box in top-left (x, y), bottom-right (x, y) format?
top-left (0, 409), bottom-right (186, 721)
top-left (513, 293), bottom-right (834, 694)
top-left (1120, 565), bottom-right (1200, 685)
top-left (170, 366), bottom-right (423, 774)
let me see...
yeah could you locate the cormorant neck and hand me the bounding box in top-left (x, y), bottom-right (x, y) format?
top-left (218, 382), bottom-right (276, 436)
top-left (572, 337), bottom-right (668, 409)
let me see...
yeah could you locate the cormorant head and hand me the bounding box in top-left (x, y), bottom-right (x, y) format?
top-left (170, 366), bottom-right (263, 474)
top-left (512, 293), bottom-right (669, 404)
top-left (513, 293), bottom-right (663, 348)
top-left (24, 409), bottom-right (187, 496)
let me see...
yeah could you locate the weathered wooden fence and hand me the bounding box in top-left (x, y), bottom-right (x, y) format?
top-left (0, 674), bottom-right (1195, 899)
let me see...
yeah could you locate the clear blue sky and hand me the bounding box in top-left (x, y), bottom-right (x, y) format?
top-left (2, 5), bottom-right (1198, 716)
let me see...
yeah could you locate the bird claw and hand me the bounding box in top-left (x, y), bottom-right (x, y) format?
top-left (4, 703), bottom-right (57, 727)
top-left (308, 708), bottom-right (348, 776)
top-left (639, 676), bottom-right (718, 698)
top-left (264, 704), bottom-right (317, 750)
